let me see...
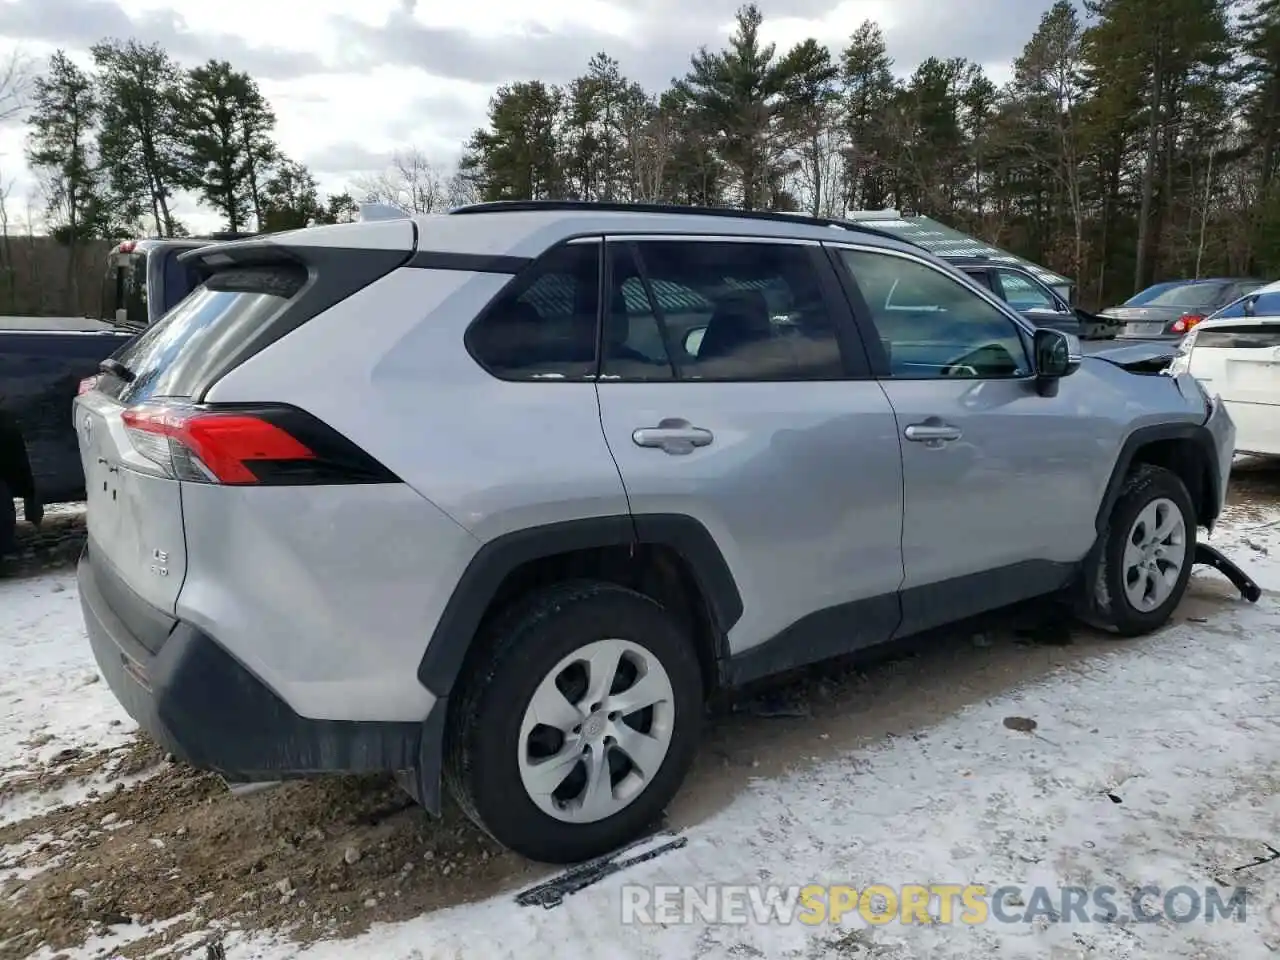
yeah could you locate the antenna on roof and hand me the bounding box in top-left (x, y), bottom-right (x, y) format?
top-left (357, 201), bottom-right (409, 222)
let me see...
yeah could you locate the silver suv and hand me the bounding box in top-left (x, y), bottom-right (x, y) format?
top-left (74, 201), bottom-right (1235, 864)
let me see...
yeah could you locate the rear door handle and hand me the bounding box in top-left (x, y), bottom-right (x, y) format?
top-left (903, 423), bottom-right (962, 444)
top-left (632, 418), bottom-right (714, 455)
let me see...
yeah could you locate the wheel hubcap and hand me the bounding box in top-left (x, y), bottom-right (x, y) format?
top-left (1122, 497), bottom-right (1188, 613)
top-left (517, 638), bottom-right (676, 824)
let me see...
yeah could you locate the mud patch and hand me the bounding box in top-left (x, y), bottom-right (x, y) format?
top-left (0, 737), bottom-right (163, 809)
top-left (0, 738), bottom-right (535, 959)
top-left (0, 509), bottom-right (87, 580)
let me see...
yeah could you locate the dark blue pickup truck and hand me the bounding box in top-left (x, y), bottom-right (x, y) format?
top-left (1, 236), bottom-right (222, 555)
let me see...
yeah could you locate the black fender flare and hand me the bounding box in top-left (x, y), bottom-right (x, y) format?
top-left (416, 514), bottom-right (743, 697)
top-left (410, 513), bottom-right (742, 815)
top-left (1093, 422), bottom-right (1222, 535)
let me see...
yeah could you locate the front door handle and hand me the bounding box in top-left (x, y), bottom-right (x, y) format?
top-left (903, 422), bottom-right (962, 445)
top-left (632, 418), bottom-right (714, 455)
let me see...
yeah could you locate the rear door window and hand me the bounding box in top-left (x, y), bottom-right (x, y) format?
top-left (99, 265), bottom-right (306, 405)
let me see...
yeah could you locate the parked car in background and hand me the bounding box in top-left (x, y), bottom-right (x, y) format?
top-left (1168, 280), bottom-right (1280, 458)
top-left (100, 236), bottom-right (236, 330)
top-left (75, 199), bottom-right (1234, 866)
top-left (941, 256), bottom-right (1120, 340)
top-left (944, 256), bottom-right (1081, 337)
top-left (1, 234), bottom-right (236, 557)
top-left (1105, 278), bottom-right (1266, 341)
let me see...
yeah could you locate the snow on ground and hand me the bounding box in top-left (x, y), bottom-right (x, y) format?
top-left (0, 570), bottom-right (141, 825)
top-left (3, 508), bottom-right (1280, 959)
top-left (242, 515), bottom-right (1280, 960)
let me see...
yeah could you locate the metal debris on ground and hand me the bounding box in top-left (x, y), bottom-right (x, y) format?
top-left (1233, 843), bottom-right (1280, 872)
top-left (515, 831), bottom-right (688, 909)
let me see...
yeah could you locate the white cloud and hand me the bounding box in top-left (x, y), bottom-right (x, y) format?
top-left (0, 0), bottom-right (1052, 236)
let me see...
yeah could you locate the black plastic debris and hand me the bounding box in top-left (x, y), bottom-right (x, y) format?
top-left (1233, 843), bottom-right (1280, 873)
top-left (515, 831), bottom-right (688, 909)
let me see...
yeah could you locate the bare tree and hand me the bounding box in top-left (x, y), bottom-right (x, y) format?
top-left (0, 169), bottom-right (14, 311)
top-left (621, 103), bottom-right (672, 203)
top-left (350, 148), bottom-right (453, 213)
top-left (0, 48), bottom-right (30, 125)
top-left (790, 126), bottom-right (848, 217)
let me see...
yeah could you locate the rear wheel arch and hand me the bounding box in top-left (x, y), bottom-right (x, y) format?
top-left (1096, 424), bottom-right (1220, 534)
top-left (416, 513), bottom-right (743, 701)
top-left (408, 514), bottom-right (740, 818)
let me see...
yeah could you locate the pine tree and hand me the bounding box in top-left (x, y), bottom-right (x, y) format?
top-left (25, 50), bottom-right (107, 301)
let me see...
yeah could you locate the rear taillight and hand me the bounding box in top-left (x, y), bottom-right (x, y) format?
top-left (78, 375), bottom-right (101, 395)
top-left (119, 403), bottom-right (399, 486)
top-left (1171, 314), bottom-right (1205, 334)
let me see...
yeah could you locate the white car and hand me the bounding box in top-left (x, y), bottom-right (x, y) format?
top-left (1169, 280), bottom-right (1280, 456)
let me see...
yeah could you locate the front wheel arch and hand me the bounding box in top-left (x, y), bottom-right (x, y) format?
top-left (1095, 425), bottom-right (1219, 535)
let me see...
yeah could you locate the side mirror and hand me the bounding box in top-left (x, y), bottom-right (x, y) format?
top-left (1033, 328), bottom-right (1081, 396)
top-left (683, 326), bottom-right (706, 357)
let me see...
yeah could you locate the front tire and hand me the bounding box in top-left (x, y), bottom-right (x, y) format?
top-left (1087, 464), bottom-right (1197, 636)
top-left (444, 580), bottom-right (704, 864)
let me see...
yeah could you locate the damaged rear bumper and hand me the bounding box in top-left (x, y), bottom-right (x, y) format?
top-left (77, 543), bottom-right (442, 808)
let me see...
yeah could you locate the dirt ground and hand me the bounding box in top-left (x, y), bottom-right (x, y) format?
top-left (2, 461), bottom-right (1277, 958)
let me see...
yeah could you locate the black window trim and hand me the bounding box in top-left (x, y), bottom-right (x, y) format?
top-left (598, 232), bottom-right (873, 383)
top-left (825, 240), bottom-right (1037, 383)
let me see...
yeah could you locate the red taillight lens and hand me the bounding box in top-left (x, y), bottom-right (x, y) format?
top-left (122, 405), bottom-right (316, 484)
top-left (117, 403), bottom-right (398, 486)
top-left (1172, 314), bottom-right (1204, 334)
top-left (77, 375), bottom-right (101, 395)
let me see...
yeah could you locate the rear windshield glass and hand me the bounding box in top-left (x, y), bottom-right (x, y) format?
top-left (1122, 282), bottom-right (1180, 306)
top-left (1208, 291), bottom-right (1280, 322)
top-left (101, 265), bottom-right (306, 405)
top-left (1146, 282), bottom-right (1229, 308)
top-left (1197, 326), bottom-right (1280, 349)
top-left (160, 249), bottom-right (205, 314)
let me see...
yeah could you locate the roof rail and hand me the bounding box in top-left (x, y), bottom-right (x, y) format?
top-left (206, 231), bottom-right (257, 241)
top-left (446, 200), bottom-right (924, 249)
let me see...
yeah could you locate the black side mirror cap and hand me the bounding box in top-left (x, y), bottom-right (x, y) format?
top-left (1034, 328), bottom-right (1081, 396)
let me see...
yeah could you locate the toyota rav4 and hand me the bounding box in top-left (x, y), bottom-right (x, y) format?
top-left (75, 201), bottom-right (1235, 864)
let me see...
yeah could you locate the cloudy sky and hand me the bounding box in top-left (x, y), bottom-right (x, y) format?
top-left (0, 0), bottom-right (1055, 233)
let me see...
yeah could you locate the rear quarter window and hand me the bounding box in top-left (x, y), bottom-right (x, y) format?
top-left (100, 265), bottom-right (307, 404)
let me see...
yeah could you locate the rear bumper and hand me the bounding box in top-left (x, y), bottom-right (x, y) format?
top-left (78, 545), bottom-right (440, 803)
top-left (1221, 399), bottom-right (1280, 457)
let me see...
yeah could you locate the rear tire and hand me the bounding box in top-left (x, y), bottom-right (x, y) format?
top-left (444, 580), bottom-right (703, 864)
top-left (1084, 464), bottom-right (1196, 637)
top-left (0, 478), bottom-right (16, 560)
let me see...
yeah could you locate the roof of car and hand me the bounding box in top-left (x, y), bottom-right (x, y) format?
top-left (224, 201), bottom-right (933, 264)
